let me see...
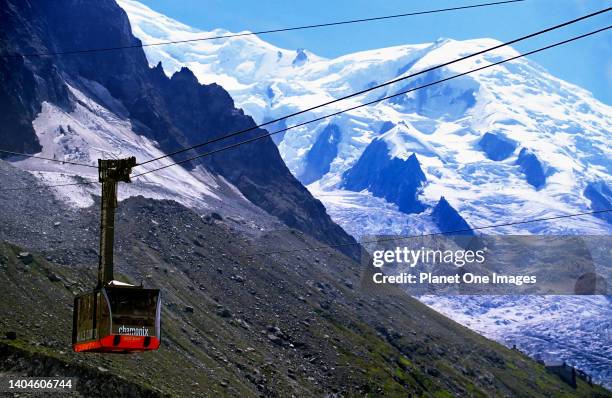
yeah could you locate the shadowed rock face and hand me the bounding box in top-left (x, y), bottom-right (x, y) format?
top-left (431, 197), bottom-right (474, 235)
top-left (584, 181), bottom-right (612, 224)
top-left (300, 123), bottom-right (342, 185)
top-left (292, 48), bottom-right (308, 67)
top-left (0, 0), bottom-right (358, 260)
top-left (378, 121), bottom-right (395, 135)
top-left (516, 148), bottom-right (546, 190)
top-left (342, 139), bottom-right (427, 213)
top-left (0, 1), bottom-right (72, 154)
top-left (478, 132), bottom-right (517, 161)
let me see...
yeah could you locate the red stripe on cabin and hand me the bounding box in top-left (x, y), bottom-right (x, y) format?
top-left (73, 335), bottom-right (160, 353)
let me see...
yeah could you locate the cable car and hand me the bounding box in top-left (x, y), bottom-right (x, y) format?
top-left (72, 158), bottom-right (162, 353)
top-left (73, 281), bottom-right (161, 353)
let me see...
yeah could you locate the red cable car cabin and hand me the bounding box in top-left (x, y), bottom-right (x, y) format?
top-left (73, 281), bottom-right (161, 353)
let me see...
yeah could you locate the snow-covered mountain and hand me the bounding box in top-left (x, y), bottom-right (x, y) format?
top-left (118, 0), bottom-right (612, 387)
top-left (120, 0), bottom-right (611, 237)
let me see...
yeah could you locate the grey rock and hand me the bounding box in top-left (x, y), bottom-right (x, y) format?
top-left (48, 273), bottom-right (62, 282)
top-left (18, 252), bottom-right (33, 264)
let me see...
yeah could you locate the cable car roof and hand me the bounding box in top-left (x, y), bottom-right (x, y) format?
top-left (107, 280), bottom-right (136, 287)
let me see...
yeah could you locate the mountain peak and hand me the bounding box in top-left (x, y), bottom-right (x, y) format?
top-left (433, 37), bottom-right (453, 45)
top-left (171, 66), bottom-right (198, 83)
top-left (292, 48), bottom-right (309, 67)
top-left (431, 196), bottom-right (473, 235)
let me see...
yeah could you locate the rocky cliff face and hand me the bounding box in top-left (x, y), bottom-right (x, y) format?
top-left (431, 196), bottom-right (474, 235)
top-left (478, 132), bottom-right (517, 161)
top-left (0, 0), bottom-right (358, 259)
top-left (0, 2), bottom-right (72, 154)
top-left (300, 123), bottom-right (342, 185)
top-left (516, 148), bottom-right (546, 190)
top-left (342, 139), bottom-right (427, 213)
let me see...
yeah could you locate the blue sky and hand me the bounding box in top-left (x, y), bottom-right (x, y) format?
top-left (138, 0), bottom-right (611, 104)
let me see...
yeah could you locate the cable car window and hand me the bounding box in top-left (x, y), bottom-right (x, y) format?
top-left (106, 288), bottom-right (159, 337)
top-left (75, 293), bottom-right (95, 342)
top-left (98, 291), bottom-right (110, 336)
